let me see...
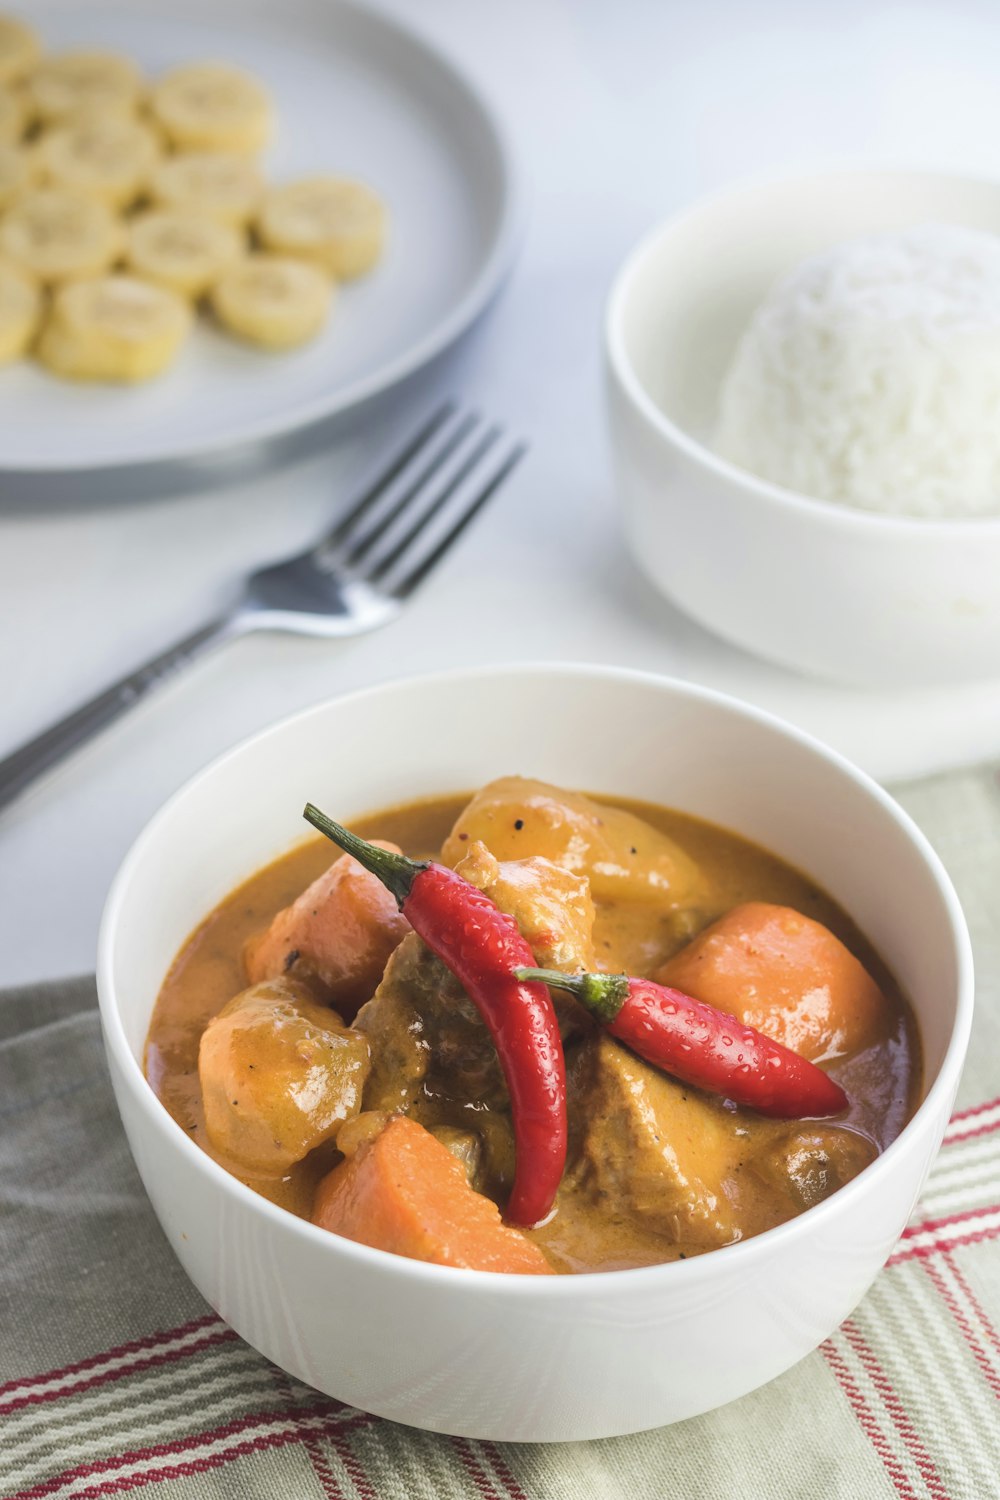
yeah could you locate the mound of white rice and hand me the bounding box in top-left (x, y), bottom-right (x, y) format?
top-left (713, 223), bottom-right (1000, 518)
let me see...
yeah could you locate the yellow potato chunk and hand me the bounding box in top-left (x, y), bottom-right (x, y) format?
top-left (443, 777), bottom-right (705, 908)
top-left (199, 979), bottom-right (371, 1173)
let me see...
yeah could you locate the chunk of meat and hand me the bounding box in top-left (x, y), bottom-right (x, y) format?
top-left (353, 933), bottom-right (467, 1113)
top-left (454, 840), bottom-right (596, 972)
top-left (751, 1125), bottom-right (877, 1211)
top-left (244, 841), bottom-right (410, 1016)
top-left (656, 902), bottom-right (887, 1062)
top-left (569, 1033), bottom-right (746, 1249)
top-left (312, 1115), bottom-right (552, 1274)
top-left (353, 838), bottom-right (604, 1199)
top-left (199, 979), bottom-right (370, 1173)
top-left (354, 934), bottom-right (520, 1199)
top-left (442, 777), bottom-right (705, 909)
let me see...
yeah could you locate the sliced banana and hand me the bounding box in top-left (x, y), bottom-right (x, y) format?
top-left (256, 176), bottom-right (385, 279)
top-left (126, 210), bottom-right (242, 299)
top-left (0, 84), bottom-right (27, 142)
top-left (0, 15), bottom-right (40, 86)
top-left (38, 273), bottom-right (191, 381)
top-left (210, 253), bottom-right (332, 349)
top-left (151, 63), bottom-right (271, 154)
top-left (36, 116), bottom-right (161, 208)
top-left (0, 140), bottom-right (35, 208)
top-left (148, 150), bottom-right (263, 227)
top-left (0, 256), bottom-right (40, 361)
top-left (29, 51), bottom-right (142, 126)
top-left (0, 188), bottom-right (124, 284)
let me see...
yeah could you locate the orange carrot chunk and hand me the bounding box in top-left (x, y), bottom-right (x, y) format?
top-left (312, 1115), bottom-right (552, 1274)
top-left (245, 842), bottom-right (410, 1016)
top-left (655, 901), bottom-right (887, 1063)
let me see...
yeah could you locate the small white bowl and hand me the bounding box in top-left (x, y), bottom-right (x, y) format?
top-left (97, 664), bottom-right (972, 1440)
top-left (605, 169), bottom-right (1000, 687)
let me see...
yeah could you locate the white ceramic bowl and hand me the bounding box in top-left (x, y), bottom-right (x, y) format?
top-left (605, 169), bottom-right (1000, 687)
top-left (97, 664), bottom-right (973, 1441)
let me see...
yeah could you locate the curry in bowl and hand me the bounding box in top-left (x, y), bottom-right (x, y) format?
top-left (146, 777), bottom-right (920, 1275)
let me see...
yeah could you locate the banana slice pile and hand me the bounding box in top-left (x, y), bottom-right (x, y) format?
top-left (0, 13), bottom-right (386, 383)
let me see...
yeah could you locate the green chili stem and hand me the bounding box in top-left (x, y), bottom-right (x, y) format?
top-left (302, 803), bottom-right (425, 908)
top-left (514, 966), bottom-right (630, 1025)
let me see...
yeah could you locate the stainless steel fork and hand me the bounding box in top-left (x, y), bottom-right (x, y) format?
top-left (0, 404), bottom-right (526, 813)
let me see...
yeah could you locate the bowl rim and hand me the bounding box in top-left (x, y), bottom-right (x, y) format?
top-left (605, 164), bottom-right (1000, 537)
top-left (97, 660), bottom-right (975, 1296)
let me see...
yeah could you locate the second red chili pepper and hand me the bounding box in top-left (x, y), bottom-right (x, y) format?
top-left (515, 966), bottom-right (848, 1119)
top-left (303, 803), bottom-right (567, 1228)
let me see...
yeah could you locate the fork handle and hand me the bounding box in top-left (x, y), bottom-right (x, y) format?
top-left (0, 612), bottom-right (242, 814)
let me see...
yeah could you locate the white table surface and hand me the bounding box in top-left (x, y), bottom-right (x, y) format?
top-left (4, 0), bottom-right (1000, 987)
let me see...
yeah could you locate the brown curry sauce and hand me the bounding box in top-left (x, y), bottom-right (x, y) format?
top-left (146, 794), bottom-right (921, 1274)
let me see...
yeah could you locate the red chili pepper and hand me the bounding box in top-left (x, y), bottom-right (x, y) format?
top-left (303, 804), bottom-right (567, 1227)
top-left (515, 966), bottom-right (847, 1119)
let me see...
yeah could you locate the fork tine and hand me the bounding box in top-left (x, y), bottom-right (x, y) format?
top-left (340, 411), bottom-right (481, 566)
top-left (322, 400), bottom-right (456, 549)
top-left (389, 441), bottom-right (528, 599)
top-left (365, 423), bottom-right (501, 583)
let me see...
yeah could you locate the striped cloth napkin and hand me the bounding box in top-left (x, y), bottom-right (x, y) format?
top-left (2, 764), bottom-right (999, 1500)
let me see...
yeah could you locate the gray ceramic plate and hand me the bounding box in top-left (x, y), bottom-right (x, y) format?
top-left (0, 0), bottom-right (521, 471)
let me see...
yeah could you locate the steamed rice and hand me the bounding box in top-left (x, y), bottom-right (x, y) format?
top-left (713, 223), bottom-right (1000, 518)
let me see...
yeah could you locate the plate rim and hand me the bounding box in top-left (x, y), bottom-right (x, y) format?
top-left (2, 0), bottom-right (525, 474)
